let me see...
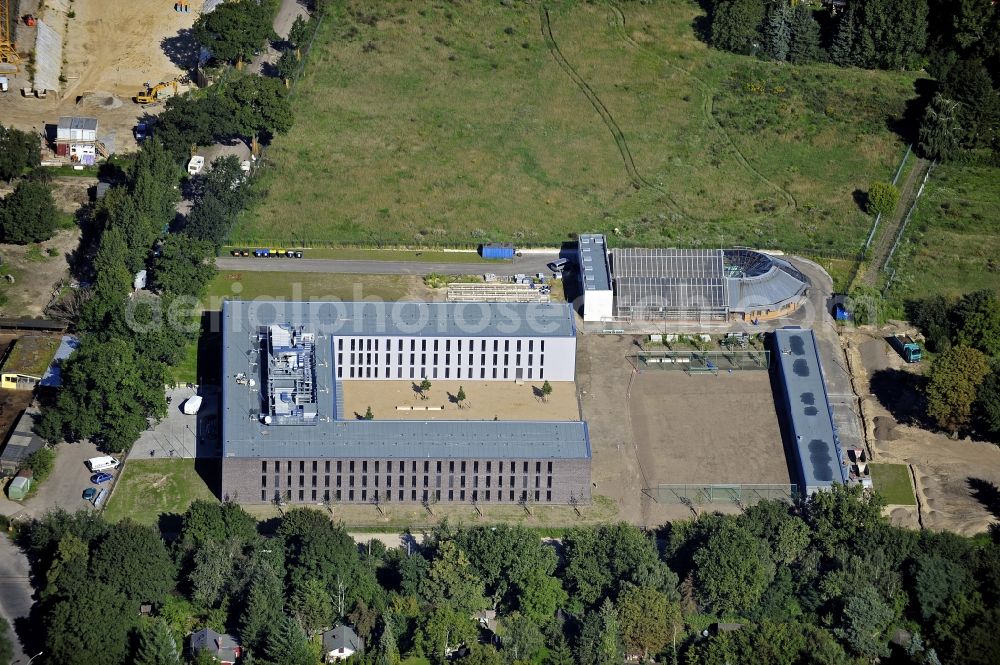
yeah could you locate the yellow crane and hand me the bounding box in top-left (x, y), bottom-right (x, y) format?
top-left (0, 0), bottom-right (21, 69)
top-left (134, 79), bottom-right (178, 104)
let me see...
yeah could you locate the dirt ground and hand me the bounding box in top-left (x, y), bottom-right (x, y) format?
top-left (845, 327), bottom-right (1000, 535)
top-left (0, 0), bottom-right (204, 153)
top-left (629, 370), bottom-right (790, 486)
top-left (341, 380), bottom-right (579, 422)
top-left (0, 228), bottom-right (80, 316)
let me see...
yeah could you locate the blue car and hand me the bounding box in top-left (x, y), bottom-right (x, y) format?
top-left (90, 472), bottom-right (114, 485)
top-left (82, 487), bottom-right (97, 501)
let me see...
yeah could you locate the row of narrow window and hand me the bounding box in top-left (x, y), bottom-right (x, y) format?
top-left (261, 488), bottom-right (553, 504)
top-left (337, 352), bottom-right (544, 380)
top-left (339, 337), bottom-right (545, 354)
top-left (262, 473), bottom-right (553, 491)
top-left (263, 460), bottom-right (553, 475)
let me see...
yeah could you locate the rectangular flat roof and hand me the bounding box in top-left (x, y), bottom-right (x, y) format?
top-left (57, 116), bottom-right (98, 130)
top-left (578, 234), bottom-right (612, 292)
top-left (612, 248), bottom-right (729, 311)
top-left (222, 300), bottom-right (576, 339)
top-left (773, 328), bottom-right (847, 490)
top-left (222, 300), bottom-right (589, 460)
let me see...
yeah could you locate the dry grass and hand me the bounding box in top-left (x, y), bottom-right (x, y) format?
top-left (241, 0), bottom-right (917, 253)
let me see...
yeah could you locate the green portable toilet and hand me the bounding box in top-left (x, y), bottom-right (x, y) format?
top-left (7, 471), bottom-right (32, 501)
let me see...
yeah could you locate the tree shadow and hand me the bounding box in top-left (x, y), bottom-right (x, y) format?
top-left (157, 512), bottom-right (185, 541)
top-left (869, 368), bottom-right (931, 428)
top-left (887, 77), bottom-right (937, 145)
top-left (967, 478), bottom-right (1000, 520)
top-left (532, 385), bottom-right (545, 400)
top-left (852, 189), bottom-right (869, 214)
top-left (161, 28), bottom-right (200, 73)
top-left (689, 0), bottom-right (713, 44)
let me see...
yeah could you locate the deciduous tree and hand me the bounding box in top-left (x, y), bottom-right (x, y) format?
top-left (0, 124), bottom-right (41, 181)
top-left (867, 181), bottom-right (900, 217)
top-left (693, 519), bottom-right (775, 615)
top-left (193, 1), bottom-right (277, 64)
top-left (925, 345), bottom-right (990, 434)
top-left (710, 0), bottom-right (766, 55)
top-left (0, 177), bottom-right (59, 244)
top-left (617, 585), bottom-right (681, 660)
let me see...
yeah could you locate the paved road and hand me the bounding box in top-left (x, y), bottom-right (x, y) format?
top-left (215, 254), bottom-right (563, 277)
top-left (249, 0), bottom-right (311, 75)
top-left (0, 536), bottom-right (32, 664)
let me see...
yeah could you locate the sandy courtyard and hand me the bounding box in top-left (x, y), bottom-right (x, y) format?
top-left (629, 369), bottom-right (792, 486)
top-left (341, 380), bottom-right (579, 422)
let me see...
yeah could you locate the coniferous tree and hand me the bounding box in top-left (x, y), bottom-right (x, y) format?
top-left (134, 618), bottom-right (182, 665)
top-left (830, 7), bottom-right (856, 66)
top-left (764, 2), bottom-right (792, 61)
top-left (789, 3), bottom-right (821, 64)
top-left (240, 570), bottom-right (285, 653)
top-left (265, 615), bottom-right (313, 665)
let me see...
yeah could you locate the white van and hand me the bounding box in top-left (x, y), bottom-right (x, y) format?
top-left (86, 456), bottom-right (120, 472)
top-left (187, 155), bottom-right (205, 175)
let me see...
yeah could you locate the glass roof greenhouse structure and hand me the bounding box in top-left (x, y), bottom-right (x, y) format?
top-left (604, 247), bottom-right (809, 321)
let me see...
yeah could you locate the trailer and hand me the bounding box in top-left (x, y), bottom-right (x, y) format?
top-left (480, 242), bottom-right (516, 260)
top-left (889, 334), bottom-right (922, 363)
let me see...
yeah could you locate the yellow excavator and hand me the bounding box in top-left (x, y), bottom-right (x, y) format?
top-left (134, 79), bottom-right (178, 104)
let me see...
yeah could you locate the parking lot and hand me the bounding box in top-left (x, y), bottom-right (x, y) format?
top-left (0, 439), bottom-right (106, 519)
top-left (130, 386), bottom-right (220, 460)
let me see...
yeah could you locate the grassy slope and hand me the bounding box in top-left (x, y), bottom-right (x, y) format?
top-left (104, 459), bottom-right (216, 525)
top-left (889, 163), bottom-right (1000, 300)
top-left (240, 0), bottom-right (915, 252)
top-left (204, 271), bottom-right (419, 303)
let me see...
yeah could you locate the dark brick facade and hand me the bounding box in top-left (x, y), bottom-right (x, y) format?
top-left (222, 456), bottom-right (591, 506)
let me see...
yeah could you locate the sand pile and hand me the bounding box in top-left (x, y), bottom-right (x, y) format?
top-left (77, 91), bottom-right (124, 109)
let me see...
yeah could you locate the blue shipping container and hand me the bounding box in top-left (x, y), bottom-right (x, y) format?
top-left (481, 243), bottom-right (515, 260)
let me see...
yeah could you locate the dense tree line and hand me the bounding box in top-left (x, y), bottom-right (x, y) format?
top-left (704, 1), bottom-right (1000, 163)
top-left (20, 488), bottom-right (1000, 664)
top-left (906, 290), bottom-right (1000, 437)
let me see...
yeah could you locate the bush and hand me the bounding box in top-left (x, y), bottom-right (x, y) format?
top-left (867, 181), bottom-right (899, 216)
top-left (22, 446), bottom-right (57, 484)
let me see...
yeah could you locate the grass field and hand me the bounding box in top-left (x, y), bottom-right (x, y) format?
top-left (889, 163), bottom-right (1000, 301)
top-left (870, 463), bottom-right (917, 506)
top-left (203, 270), bottom-right (426, 305)
top-left (104, 459), bottom-right (216, 525)
top-left (240, 0), bottom-right (915, 252)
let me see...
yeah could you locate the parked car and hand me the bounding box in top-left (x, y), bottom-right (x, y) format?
top-left (90, 472), bottom-right (114, 485)
top-left (187, 155), bottom-right (205, 175)
top-left (94, 488), bottom-right (108, 508)
top-left (547, 258), bottom-right (569, 272)
top-left (82, 487), bottom-right (97, 501)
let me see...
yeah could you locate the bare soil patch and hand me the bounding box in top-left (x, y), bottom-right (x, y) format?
top-left (0, 228), bottom-right (80, 317)
top-left (341, 380), bottom-right (579, 422)
top-left (0, 0), bottom-right (203, 152)
top-left (629, 370), bottom-right (790, 486)
top-left (846, 328), bottom-right (1000, 535)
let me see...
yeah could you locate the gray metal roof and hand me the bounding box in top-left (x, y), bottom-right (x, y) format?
top-left (57, 116), bottom-right (98, 130)
top-left (0, 408), bottom-right (45, 470)
top-left (772, 328), bottom-right (848, 490)
top-left (724, 250), bottom-right (809, 313)
top-left (578, 234), bottom-right (612, 292)
top-left (222, 300), bottom-right (589, 460)
top-left (222, 300), bottom-right (575, 339)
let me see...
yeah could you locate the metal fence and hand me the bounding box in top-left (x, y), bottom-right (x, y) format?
top-left (635, 349), bottom-right (770, 371)
top-left (646, 483), bottom-right (798, 505)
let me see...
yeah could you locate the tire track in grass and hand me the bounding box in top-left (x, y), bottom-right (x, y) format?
top-left (604, 0), bottom-right (797, 215)
top-left (539, 5), bottom-right (688, 219)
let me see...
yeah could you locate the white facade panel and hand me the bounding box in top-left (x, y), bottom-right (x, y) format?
top-left (333, 334), bottom-right (576, 382)
top-left (583, 289), bottom-right (614, 322)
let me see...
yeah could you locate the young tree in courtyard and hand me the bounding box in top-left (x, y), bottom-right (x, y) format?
top-left (420, 377), bottom-right (432, 400)
top-left (541, 380), bottom-right (553, 403)
top-left (363, 406), bottom-right (374, 420)
top-left (456, 386), bottom-right (467, 408)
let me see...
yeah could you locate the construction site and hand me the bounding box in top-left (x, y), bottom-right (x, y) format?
top-left (0, 0), bottom-right (203, 155)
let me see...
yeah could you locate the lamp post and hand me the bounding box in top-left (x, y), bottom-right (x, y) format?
top-left (25, 652), bottom-right (44, 664)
